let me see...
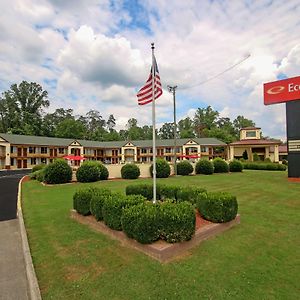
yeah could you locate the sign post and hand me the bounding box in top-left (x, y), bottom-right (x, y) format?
top-left (264, 75), bottom-right (300, 181)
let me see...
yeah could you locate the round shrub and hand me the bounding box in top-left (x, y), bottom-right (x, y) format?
top-left (122, 202), bottom-right (160, 244)
top-left (176, 160), bottom-right (193, 176)
top-left (197, 192), bottom-right (238, 223)
top-left (158, 201), bottom-right (196, 243)
top-left (90, 189), bottom-right (112, 221)
top-left (229, 159), bottom-right (243, 172)
top-left (44, 159), bottom-right (72, 184)
top-left (73, 187), bottom-right (102, 215)
top-left (150, 158), bottom-right (170, 178)
top-left (102, 193), bottom-right (146, 230)
top-left (36, 169), bottom-right (45, 182)
top-left (32, 164), bottom-right (46, 173)
top-left (121, 164), bottom-right (140, 179)
top-left (98, 163), bottom-right (109, 180)
top-left (213, 158), bottom-right (229, 173)
top-left (76, 161), bottom-right (100, 182)
top-left (195, 159), bottom-right (214, 175)
top-left (160, 185), bottom-right (179, 201)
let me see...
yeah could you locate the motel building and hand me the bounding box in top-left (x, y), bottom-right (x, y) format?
top-left (228, 127), bottom-right (282, 162)
top-left (0, 133), bottom-right (227, 170)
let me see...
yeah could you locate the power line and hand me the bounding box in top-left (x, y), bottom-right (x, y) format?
top-left (185, 54), bottom-right (251, 89)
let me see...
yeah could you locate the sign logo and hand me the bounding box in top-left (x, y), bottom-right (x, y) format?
top-left (266, 86), bottom-right (285, 95)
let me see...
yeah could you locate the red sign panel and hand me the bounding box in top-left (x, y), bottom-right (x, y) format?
top-left (264, 76), bottom-right (300, 105)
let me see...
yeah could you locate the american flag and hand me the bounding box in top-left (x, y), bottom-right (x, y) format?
top-left (137, 56), bottom-right (162, 105)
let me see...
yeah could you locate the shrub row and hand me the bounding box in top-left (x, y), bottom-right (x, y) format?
top-left (125, 183), bottom-right (206, 204)
top-left (243, 162), bottom-right (287, 171)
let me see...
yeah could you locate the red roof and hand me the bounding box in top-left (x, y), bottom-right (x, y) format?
top-left (270, 145), bottom-right (288, 153)
top-left (229, 139), bottom-right (281, 146)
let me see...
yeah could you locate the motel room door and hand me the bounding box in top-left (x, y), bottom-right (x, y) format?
top-left (23, 159), bottom-right (27, 168)
top-left (17, 160), bottom-right (22, 169)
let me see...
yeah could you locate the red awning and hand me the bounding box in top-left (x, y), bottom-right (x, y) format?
top-left (63, 155), bottom-right (86, 161)
top-left (177, 155), bottom-right (201, 159)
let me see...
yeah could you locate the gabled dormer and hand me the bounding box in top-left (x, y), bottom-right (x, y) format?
top-left (185, 139), bottom-right (198, 145)
top-left (69, 140), bottom-right (82, 146)
top-left (240, 127), bottom-right (261, 140)
top-left (124, 141), bottom-right (135, 147)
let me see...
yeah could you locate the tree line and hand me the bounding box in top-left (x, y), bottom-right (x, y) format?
top-left (0, 81), bottom-right (256, 143)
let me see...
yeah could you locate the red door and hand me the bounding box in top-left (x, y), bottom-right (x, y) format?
top-left (23, 148), bottom-right (27, 157)
top-left (23, 160), bottom-right (27, 168)
top-left (50, 149), bottom-right (53, 157)
top-left (17, 160), bottom-right (22, 169)
top-left (17, 148), bottom-right (22, 157)
top-left (54, 149), bottom-right (57, 157)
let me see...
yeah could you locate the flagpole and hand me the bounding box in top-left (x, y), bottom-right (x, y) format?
top-left (151, 42), bottom-right (157, 204)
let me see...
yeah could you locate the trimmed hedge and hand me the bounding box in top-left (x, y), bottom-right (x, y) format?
top-left (195, 159), bottom-right (214, 175)
top-left (122, 202), bottom-right (160, 244)
top-left (229, 159), bottom-right (243, 172)
top-left (243, 162), bottom-right (287, 171)
top-left (176, 161), bottom-right (193, 176)
top-left (90, 189), bottom-right (112, 221)
top-left (213, 158), bottom-right (229, 173)
top-left (150, 158), bottom-right (170, 178)
top-left (102, 193), bottom-right (146, 230)
top-left (121, 164), bottom-right (140, 179)
top-left (159, 201), bottom-right (195, 243)
top-left (73, 187), bottom-right (102, 216)
top-left (76, 161), bottom-right (100, 182)
top-left (44, 159), bottom-right (72, 184)
top-left (32, 164), bottom-right (46, 173)
top-left (197, 192), bottom-right (238, 223)
top-left (125, 183), bottom-right (164, 200)
top-left (160, 185), bottom-right (179, 201)
top-left (122, 201), bottom-right (196, 244)
top-left (177, 186), bottom-right (207, 205)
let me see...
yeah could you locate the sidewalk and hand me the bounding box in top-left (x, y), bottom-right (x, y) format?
top-left (0, 219), bottom-right (29, 300)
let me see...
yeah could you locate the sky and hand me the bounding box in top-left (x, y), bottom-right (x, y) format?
top-left (1, 0), bottom-right (300, 140)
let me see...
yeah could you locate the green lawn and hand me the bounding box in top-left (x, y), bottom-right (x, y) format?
top-left (22, 171), bottom-right (300, 300)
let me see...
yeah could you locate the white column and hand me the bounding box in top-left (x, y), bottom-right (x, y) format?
top-left (274, 145), bottom-right (279, 162)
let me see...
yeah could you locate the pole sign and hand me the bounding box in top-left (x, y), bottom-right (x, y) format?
top-left (264, 75), bottom-right (300, 105)
top-left (264, 75), bottom-right (300, 181)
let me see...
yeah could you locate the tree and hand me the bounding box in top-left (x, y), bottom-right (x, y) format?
top-left (193, 106), bottom-right (219, 137)
top-left (126, 118), bottom-right (144, 140)
top-left (0, 81), bottom-right (49, 135)
top-left (55, 119), bottom-right (86, 139)
top-left (107, 114), bottom-right (116, 132)
top-left (159, 122), bottom-right (174, 139)
top-left (178, 117), bottom-right (195, 138)
top-left (233, 115), bottom-right (255, 136)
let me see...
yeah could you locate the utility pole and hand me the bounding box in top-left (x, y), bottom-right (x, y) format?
top-left (167, 85), bottom-right (178, 176)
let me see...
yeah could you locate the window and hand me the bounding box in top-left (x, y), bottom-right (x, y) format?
top-left (10, 158), bottom-right (14, 166)
top-left (29, 147), bottom-right (36, 154)
top-left (41, 158), bottom-right (47, 164)
top-left (246, 131), bottom-right (256, 138)
top-left (142, 157), bottom-right (147, 162)
top-left (166, 156), bottom-right (171, 162)
top-left (58, 148), bottom-right (65, 154)
top-left (41, 147), bottom-right (47, 154)
top-left (141, 148), bottom-right (147, 154)
top-left (30, 158), bottom-right (36, 165)
top-left (201, 146), bottom-right (208, 153)
top-left (10, 146), bottom-right (14, 153)
top-left (165, 148), bottom-right (172, 153)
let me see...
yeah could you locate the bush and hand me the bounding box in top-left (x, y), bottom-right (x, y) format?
top-left (159, 201), bottom-right (196, 243)
top-left (195, 159), bottom-right (214, 175)
top-left (44, 159), bottom-right (72, 184)
top-left (282, 159), bottom-right (288, 166)
top-left (36, 169), bottom-right (45, 182)
top-left (229, 159), bottom-right (243, 172)
top-left (197, 192), bottom-right (238, 223)
top-left (160, 185), bottom-right (179, 201)
top-left (122, 201), bottom-right (196, 244)
top-left (150, 158), bottom-right (170, 178)
top-left (242, 150), bottom-right (248, 160)
top-left (176, 187), bottom-right (207, 205)
top-left (102, 193), bottom-right (146, 230)
top-left (98, 163), bottom-right (109, 180)
top-left (264, 157), bottom-right (272, 163)
top-left (253, 153), bottom-right (260, 161)
top-left (213, 158), bottom-right (229, 173)
top-left (121, 164), bottom-right (140, 179)
top-left (176, 160), bottom-right (194, 176)
top-left (76, 161), bottom-right (100, 182)
top-left (73, 187), bottom-right (102, 215)
top-left (122, 202), bottom-right (160, 244)
top-left (90, 189), bottom-right (112, 221)
top-left (32, 164), bottom-right (46, 173)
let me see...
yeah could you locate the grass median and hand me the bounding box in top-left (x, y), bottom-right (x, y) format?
top-left (22, 170), bottom-right (300, 299)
